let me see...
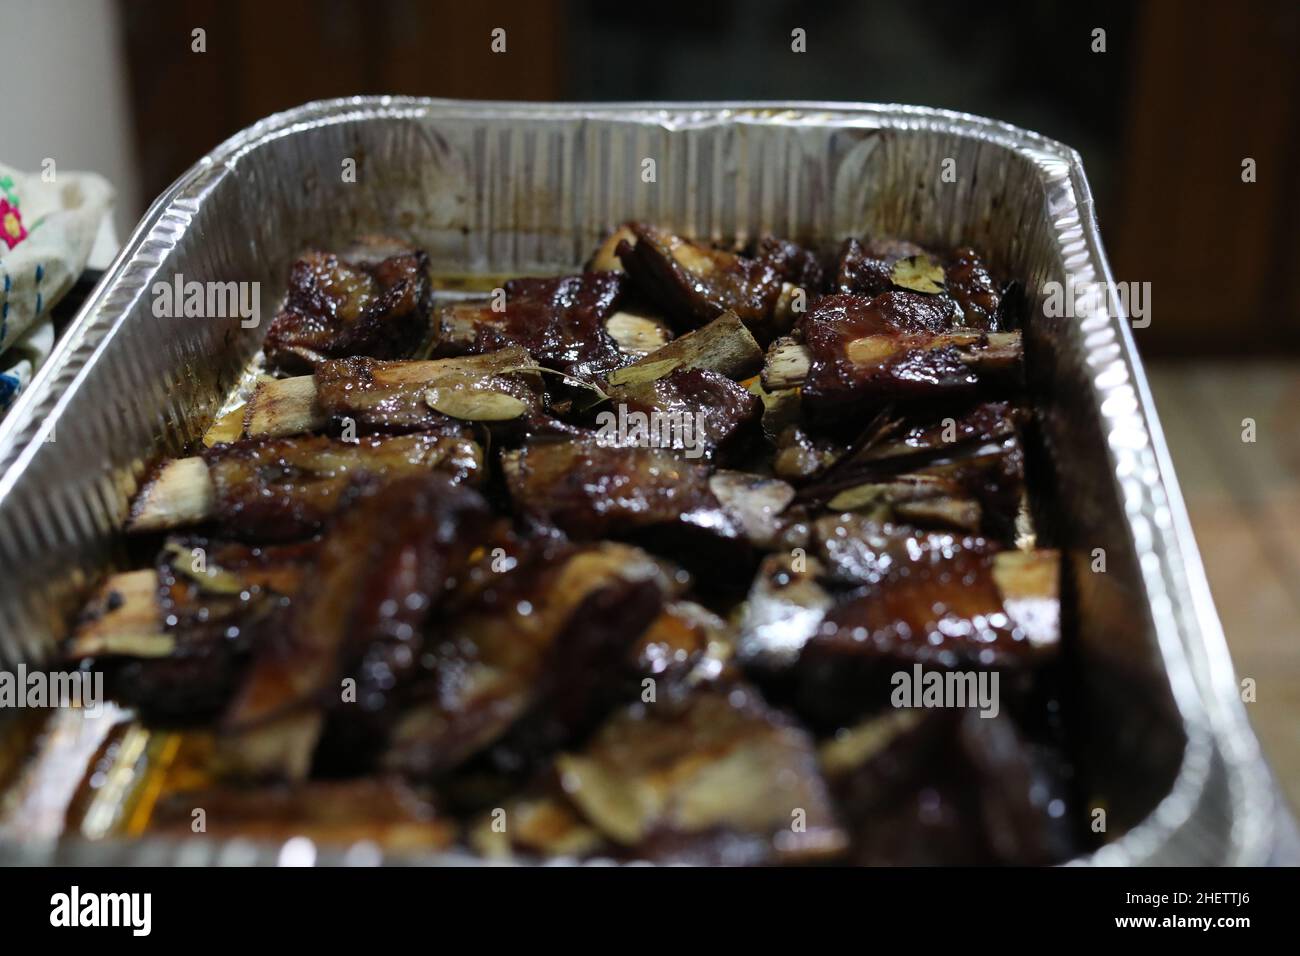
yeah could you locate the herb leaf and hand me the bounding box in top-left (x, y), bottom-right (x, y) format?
top-left (890, 255), bottom-right (947, 295)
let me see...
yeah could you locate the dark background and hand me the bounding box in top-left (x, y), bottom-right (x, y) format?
top-left (119, 0), bottom-right (1300, 356)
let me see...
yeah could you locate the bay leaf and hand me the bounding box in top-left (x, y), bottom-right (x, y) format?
top-left (890, 255), bottom-right (946, 295)
top-left (426, 387), bottom-right (528, 421)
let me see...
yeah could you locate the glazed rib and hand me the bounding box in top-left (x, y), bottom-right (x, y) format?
top-left (62, 226), bottom-right (1078, 865)
top-left (243, 348), bottom-right (544, 438)
top-left (433, 272), bottom-right (627, 378)
top-left (264, 244), bottom-right (433, 374)
top-left (127, 432), bottom-right (484, 538)
top-left (762, 329), bottom-right (1022, 393)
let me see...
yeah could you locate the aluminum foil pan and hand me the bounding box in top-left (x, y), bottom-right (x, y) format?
top-left (0, 98), bottom-right (1290, 865)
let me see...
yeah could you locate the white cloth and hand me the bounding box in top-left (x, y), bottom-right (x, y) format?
top-left (0, 162), bottom-right (115, 413)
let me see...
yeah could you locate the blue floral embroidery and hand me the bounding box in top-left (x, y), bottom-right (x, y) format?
top-left (0, 371), bottom-right (19, 408)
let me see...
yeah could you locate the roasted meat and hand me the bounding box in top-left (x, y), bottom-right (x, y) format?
top-left (264, 246), bottom-right (433, 373)
top-left (381, 542), bottom-right (682, 778)
top-left (313, 348), bottom-right (546, 433)
top-left (504, 438), bottom-right (728, 537)
top-left (754, 235), bottom-right (827, 290)
top-left (79, 537), bottom-right (317, 721)
top-left (834, 239), bottom-right (1009, 331)
top-left (945, 246), bottom-right (1005, 330)
top-left (834, 237), bottom-right (928, 297)
top-left (554, 686), bottom-right (846, 863)
top-left (617, 223), bottom-right (790, 340)
top-left (603, 367), bottom-right (761, 461)
top-left (192, 432), bottom-right (483, 541)
top-left (228, 473), bottom-right (492, 723)
top-left (738, 517), bottom-right (1060, 727)
top-left (502, 438), bottom-right (763, 573)
top-left (225, 473), bottom-right (494, 746)
top-left (67, 227), bottom-right (1082, 864)
top-left (435, 273), bottom-right (627, 379)
top-left (784, 292), bottom-right (1021, 418)
top-left (796, 400), bottom-right (1028, 541)
top-left (823, 709), bottom-right (1075, 865)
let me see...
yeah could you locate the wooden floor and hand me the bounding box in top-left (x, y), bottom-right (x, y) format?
top-left (1146, 362), bottom-right (1300, 812)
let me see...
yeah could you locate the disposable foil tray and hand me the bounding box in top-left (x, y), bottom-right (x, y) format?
top-left (0, 98), bottom-right (1291, 865)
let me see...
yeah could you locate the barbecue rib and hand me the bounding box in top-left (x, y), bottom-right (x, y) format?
top-left (61, 229), bottom-right (1078, 865)
top-left (264, 244), bottom-right (434, 373)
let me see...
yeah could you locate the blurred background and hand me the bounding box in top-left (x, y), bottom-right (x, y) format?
top-left (5, 0), bottom-right (1296, 356)
top-left (2, 0), bottom-right (1297, 804)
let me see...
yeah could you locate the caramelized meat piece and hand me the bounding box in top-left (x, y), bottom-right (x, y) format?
top-left (202, 432), bottom-right (483, 541)
top-left (554, 686), bottom-right (846, 863)
top-left (149, 778), bottom-right (456, 850)
top-left (799, 401), bottom-right (1028, 541)
top-left (632, 600), bottom-right (737, 695)
top-left (224, 474), bottom-right (494, 733)
top-left (706, 471), bottom-right (804, 551)
top-left (617, 223), bottom-right (786, 339)
top-left (435, 273), bottom-right (627, 379)
top-left (773, 425), bottom-right (843, 482)
top-left (313, 349), bottom-right (544, 434)
top-left (502, 438), bottom-right (773, 585)
top-left (836, 239), bottom-right (1009, 332)
top-left (70, 224), bottom-right (1078, 865)
top-left (504, 438), bottom-right (728, 538)
top-left (755, 235), bottom-right (826, 290)
top-left (587, 224), bottom-right (638, 273)
top-left (504, 439), bottom-right (804, 581)
top-left (811, 516), bottom-right (994, 586)
top-left (804, 289), bottom-right (952, 354)
top-left (834, 237), bottom-right (929, 296)
top-left (104, 537), bottom-right (317, 720)
top-left (798, 292), bottom-right (1018, 417)
top-left (945, 246), bottom-right (1003, 330)
top-left (858, 400), bottom-right (1020, 463)
top-left (815, 546), bottom-right (1031, 668)
top-left (814, 519), bottom-right (1059, 664)
top-left (603, 367), bottom-right (761, 461)
top-left (824, 709), bottom-right (1075, 864)
top-left (447, 295), bottom-right (670, 366)
top-left (738, 521), bottom-right (1059, 727)
top-left (264, 248), bottom-right (432, 373)
top-left (382, 542), bottom-right (681, 777)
